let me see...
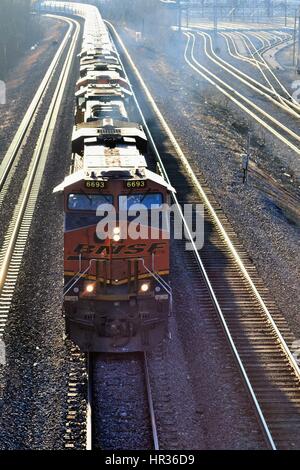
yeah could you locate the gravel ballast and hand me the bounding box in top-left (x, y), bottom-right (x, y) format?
top-left (117, 26), bottom-right (300, 341)
top-left (0, 16), bottom-right (82, 450)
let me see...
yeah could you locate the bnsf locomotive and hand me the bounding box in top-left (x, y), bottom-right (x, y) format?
top-left (51, 2), bottom-right (174, 352)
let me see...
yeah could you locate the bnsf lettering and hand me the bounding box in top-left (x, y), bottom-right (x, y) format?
top-left (74, 244), bottom-right (94, 254)
top-left (148, 243), bottom-right (165, 254)
top-left (124, 244), bottom-right (146, 255)
top-left (72, 243), bottom-right (166, 257)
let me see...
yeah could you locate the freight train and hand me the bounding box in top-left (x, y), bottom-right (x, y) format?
top-left (43, 2), bottom-right (174, 352)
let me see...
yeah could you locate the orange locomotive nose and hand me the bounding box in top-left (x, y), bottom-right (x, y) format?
top-left (65, 219), bottom-right (170, 289)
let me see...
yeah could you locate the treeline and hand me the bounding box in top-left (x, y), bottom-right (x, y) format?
top-left (102, 0), bottom-right (176, 46)
top-left (0, 0), bottom-right (40, 78)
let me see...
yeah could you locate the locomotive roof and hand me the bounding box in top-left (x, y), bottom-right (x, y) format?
top-left (84, 143), bottom-right (146, 170)
top-left (53, 168), bottom-right (175, 194)
top-left (80, 58), bottom-right (120, 67)
top-left (80, 46), bottom-right (117, 57)
top-left (85, 99), bottom-right (128, 122)
top-left (75, 84), bottom-right (131, 98)
top-left (72, 124), bottom-right (147, 156)
top-left (76, 71), bottom-right (130, 89)
top-left (79, 64), bottom-right (123, 75)
top-left (73, 120), bottom-right (147, 145)
top-left (80, 55), bottom-right (118, 65)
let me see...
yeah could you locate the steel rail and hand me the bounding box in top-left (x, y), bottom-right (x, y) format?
top-left (239, 31), bottom-right (294, 102)
top-left (235, 31), bottom-right (289, 107)
top-left (0, 15), bottom-right (80, 335)
top-left (243, 31), bottom-right (292, 61)
top-left (87, 352), bottom-right (159, 451)
top-left (221, 30), bottom-right (298, 113)
top-left (221, 31), bottom-right (266, 66)
top-left (197, 32), bottom-right (300, 119)
top-left (106, 20), bottom-right (277, 450)
top-left (198, 32), bottom-right (300, 118)
top-left (252, 31), bottom-right (272, 47)
top-left (221, 31), bottom-right (290, 77)
top-left (248, 30), bottom-right (290, 52)
top-left (222, 30), bottom-right (291, 74)
top-left (183, 31), bottom-right (300, 383)
top-left (86, 352), bottom-right (93, 451)
top-left (249, 31), bottom-right (297, 105)
top-left (144, 352), bottom-right (160, 450)
top-left (0, 15), bottom-right (74, 194)
top-left (185, 32), bottom-right (300, 156)
top-left (261, 37), bottom-right (295, 67)
top-left (184, 32), bottom-right (300, 375)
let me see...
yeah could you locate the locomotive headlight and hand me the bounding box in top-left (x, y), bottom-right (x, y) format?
top-left (113, 227), bottom-right (121, 242)
top-left (140, 282), bottom-right (150, 293)
top-left (85, 283), bottom-right (95, 294)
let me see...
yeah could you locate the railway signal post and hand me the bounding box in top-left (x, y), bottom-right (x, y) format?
top-left (241, 133), bottom-right (251, 185)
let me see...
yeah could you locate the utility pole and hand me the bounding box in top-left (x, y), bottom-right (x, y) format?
top-left (213, 0), bottom-right (218, 35)
top-left (242, 133), bottom-right (251, 185)
top-left (293, 10), bottom-right (297, 66)
top-left (284, 0), bottom-right (287, 28)
top-left (177, 0), bottom-right (182, 32)
top-left (186, 0), bottom-right (190, 29)
top-left (265, 0), bottom-right (273, 19)
top-left (142, 18), bottom-right (145, 39)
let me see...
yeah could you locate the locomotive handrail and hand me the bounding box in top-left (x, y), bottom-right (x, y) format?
top-left (137, 259), bottom-right (172, 296)
top-left (64, 258), bottom-right (97, 295)
top-left (138, 258), bottom-right (173, 316)
top-left (64, 256), bottom-right (173, 298)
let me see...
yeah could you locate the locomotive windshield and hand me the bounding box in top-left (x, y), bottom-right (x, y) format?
top-left (119, 193), bottom-right (163, 211)
top-left (68, 193), bottom-right (113, 211)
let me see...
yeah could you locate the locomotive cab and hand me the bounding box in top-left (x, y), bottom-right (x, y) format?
top-left (54, 123), bottom-right (174, 352)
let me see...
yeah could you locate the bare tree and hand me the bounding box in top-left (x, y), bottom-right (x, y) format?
top-left (0, 0), bottom-right (40, 78)
top-left (104, 0), bottom-right (174, 46)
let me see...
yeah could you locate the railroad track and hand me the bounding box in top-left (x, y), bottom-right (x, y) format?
top-left (184, 32), bottom-right (300, 158)
top-left (221, 31), bottom-right (267, 67)
top-left (0, 15), bottom-right (80, 338)
top-left (221, 30), bottom-right (291, 66)
top-left (248, 30), bottom-right (292, 58)
top-left (211, 31), bottom-right (299, 115)
top-left (196, 30), bottom-right (298, 112)
top-left (109, 22), bottom-right (300, 450)
top-left (237, 31), bottom-right (294, 101)
top-left (86, 352), bottom-right (159, 450)
top-left (0, 15), bottom-right (75, 206)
